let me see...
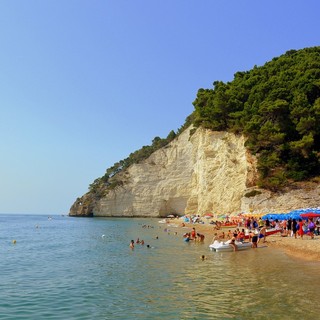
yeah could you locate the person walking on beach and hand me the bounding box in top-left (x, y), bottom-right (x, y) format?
top-left (287, 218), bottom-right (292, 236)
top-left (265, 218), bottom-right (270, 229)
top-left (258, 218), bottom-right (264, 229)
top-left (292, 219), bottom-right (297, 238)
top-left (298, 219), bottom-right (304, 239)
top-left (308, 218), bottom-right (315, 239)
top-left (251, 233), bottom-right (258, 248)
top-left (258, 227), bottom-right (267, 243)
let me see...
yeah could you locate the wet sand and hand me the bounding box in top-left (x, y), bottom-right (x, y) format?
top-left (167, 219), bottom-right (320, 261)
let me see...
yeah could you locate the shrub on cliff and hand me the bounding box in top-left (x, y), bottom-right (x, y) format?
top-left (88, 130), bottom-right (177, 194)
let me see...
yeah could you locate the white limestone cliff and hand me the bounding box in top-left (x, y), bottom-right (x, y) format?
top-left (88, 127), bottom-right (257, 217)
top-left (70, 127), bottom-right (320, 217)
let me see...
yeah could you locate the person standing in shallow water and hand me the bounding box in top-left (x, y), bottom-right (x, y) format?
top-left (251, 234), bottom-right (258, 248)
top-left (191, 227), bottom-right (196, 240)
top-left (258, 227), bottom-right (267, 243)
top-left (229, 237), bottom-right (238, 252)
top-left (129, 240), bottom-right (134, 249)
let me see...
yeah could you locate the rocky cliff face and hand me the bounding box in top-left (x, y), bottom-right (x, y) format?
top-left (69, 127), bottom-right (320, 217)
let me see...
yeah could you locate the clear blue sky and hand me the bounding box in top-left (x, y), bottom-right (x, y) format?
top-left (0, 1), bottom-right (319, 214)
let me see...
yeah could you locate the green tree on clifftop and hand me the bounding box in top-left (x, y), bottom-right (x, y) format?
top-left (192, 46), bottom-right (320, 189)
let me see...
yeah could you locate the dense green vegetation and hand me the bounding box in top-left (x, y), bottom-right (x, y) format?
top-left (192, 46), bottom-right (320, 189)
top-left (89, 46), bottom-right (320, 197)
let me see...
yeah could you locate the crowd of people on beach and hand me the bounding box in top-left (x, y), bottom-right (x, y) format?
top-left (187, 214), bottom-right (320, 251)
top-left (129, 214), bottom-right (320, 254)
top-left (239, 216), bottom-right (320, 240)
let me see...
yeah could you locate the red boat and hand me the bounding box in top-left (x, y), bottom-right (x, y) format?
top-left (244, 228), bottom-right (282, 239)
top-left (220, 222), bottom-right (238, 228)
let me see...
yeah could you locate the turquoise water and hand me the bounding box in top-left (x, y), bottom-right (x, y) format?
top-left (0, 214), bottom-right (319, 320)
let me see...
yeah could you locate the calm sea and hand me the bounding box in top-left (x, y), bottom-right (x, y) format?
top-left (0, 214), bottom-right (319, 320)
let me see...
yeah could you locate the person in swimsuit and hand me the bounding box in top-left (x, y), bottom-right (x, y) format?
top-left (229, 237), bottom-right (238, 252)
top-left (258, 226), bottom-right (267, 243)
top-left (197, 233), bottom-right (205, 242)
top-left (287, 218), bottom-right (292, 236)
top-left (292, 219), bottom-right (297, 238)
top-left (191, 227), bottom-right (196, 240)
top-left (298, 219), bottom-right (304, 239)
top-left (308, 218), bottom-right (315, 239)
top-left (251, 234), bottom-right (258, 248)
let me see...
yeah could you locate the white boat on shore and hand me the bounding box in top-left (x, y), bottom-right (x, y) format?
top-left (209, 240), bottom-right (252, 252)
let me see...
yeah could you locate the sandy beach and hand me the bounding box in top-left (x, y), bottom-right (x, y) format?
top-left (267, 235), bottom-right (320, 261)
top-left (168, 219), bottom-right (320, 261)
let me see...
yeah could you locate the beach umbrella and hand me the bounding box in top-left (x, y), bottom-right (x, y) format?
top-left (251, 213), bottom-right (264, 218)
top-left (300, 212), bottom-right (320, 218)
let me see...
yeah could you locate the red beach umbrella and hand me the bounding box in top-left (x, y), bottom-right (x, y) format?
top-left (300, 212), bottom-right (320, 218)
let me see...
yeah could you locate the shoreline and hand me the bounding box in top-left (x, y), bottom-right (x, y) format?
top-left (167, 219), bottom-right (320, 262)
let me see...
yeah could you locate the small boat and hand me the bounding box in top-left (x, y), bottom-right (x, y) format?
top-left (265, 228), bottom-right (282, 236)
top-left (244, 228), bottom-right (282, 239)
top-left (209, 240), bottom-right (252, 252)
top-left (220, 223), bottom-right (238, 228)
